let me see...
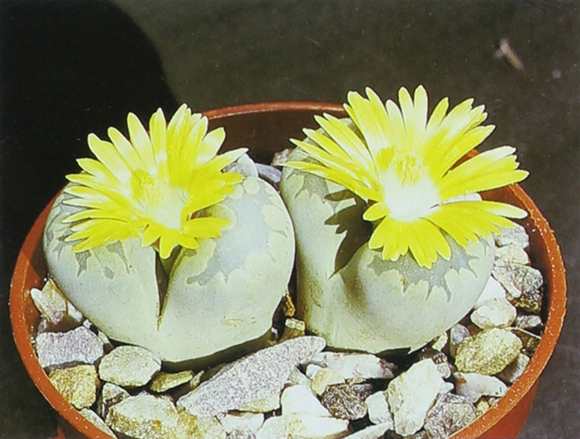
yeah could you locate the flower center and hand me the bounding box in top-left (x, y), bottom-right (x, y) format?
top-left (380, 153), bottom-right (440, 222)
top-left (132, 170), bottom-right (187, 230)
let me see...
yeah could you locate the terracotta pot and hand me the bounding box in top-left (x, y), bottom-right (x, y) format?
top-left (10, 102), bottom-right (566, 439)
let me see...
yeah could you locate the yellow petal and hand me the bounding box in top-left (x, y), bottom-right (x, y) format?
top-left (127, 113), bottom-right (156, 173)
top-left (439, 147), bottom-right (528, 199)
top-left (197, 127), bottom-right (226, 164)
top-left (86, 134), bottom-right (132, 183)
top-left (363, 202), bottom-right (389, 222)
top-left (314, 114), bottom-right (373, 167)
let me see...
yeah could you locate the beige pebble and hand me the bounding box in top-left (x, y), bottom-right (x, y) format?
top-left (49, 365), bottom-right (99, 410)
top-left (455, 328), bottom-right (522, 375)
top-left (150, 370), bottom-right (195, 393)
top-left (99, 345), bottom-right (161, 388)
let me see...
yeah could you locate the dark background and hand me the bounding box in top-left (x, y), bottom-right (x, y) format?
top-left (1, 0), bottom-right (578, 437)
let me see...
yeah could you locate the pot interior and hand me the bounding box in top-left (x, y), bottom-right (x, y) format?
top-left (10, 102), bottom-right (566, 439)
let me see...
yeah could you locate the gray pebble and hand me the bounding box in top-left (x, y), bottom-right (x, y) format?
top-left (499, 353), bottom-right (530, 385)
top-left (424, 393), bottom-right (477, 439)
top-left (177, 336), bottom-right (326, 417)
top-left (492, 260), bottom-right (543, 303)
top-left (514, 315), bottom-right (544, 331)
top-left (449, 324), bottom-right (470, 358)
top-left (36, 326), bottom-right (104, 369)
top-left (495, 244), bottom-right (530, 265)
top-left (321, 384), bottom-right (368, 420)
top-left (495, 223), bottom-right (529, 249)
top-left (256, 163), bottom-right (282, 187)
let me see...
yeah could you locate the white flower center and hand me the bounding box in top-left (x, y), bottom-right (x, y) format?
top-left (380, 154), bottom-right (440, 222)
top-left (132, 170), bottom-right (187, 230)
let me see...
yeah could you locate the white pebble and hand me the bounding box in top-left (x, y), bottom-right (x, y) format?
top-left (471, 297), bottom-right (517, 329)
top-left (365, 392), bottom-right (393, 427)
top-left (386, 359), bottom-right (443, 436)
top-left (220, 412), bottom-right (264, 434)
top-left (343, 423), bottom-right (393, 438)
top-left (454, 372), bottom-right (508, 403)
top-left (281, 385), bottom-right (331, 417)
top-left (256, 413), bottom-right (349, 439)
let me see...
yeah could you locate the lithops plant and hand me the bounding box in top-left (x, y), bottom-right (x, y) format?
top-left (43, 105), bottom-right (295, 364)
top-left (280, 86), bottom-right (528, 353)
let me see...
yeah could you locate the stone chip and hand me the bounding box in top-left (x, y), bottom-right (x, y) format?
top-left (499, 353), bottom-right (530, 385)
top-left (311, 367), bottom-right (346, 395)
top-left (281, 385), bottom-right (331, 417)
top-left (280, 318), bottom-right (306, 341)
top-left (454, 372), bottom-right (508, 403)
top-left (495, 223), bottom-right (529, 249)
top-left (98, 345), bottom-right (161, 388)
top-left (30, 279), bottom-right (84, 330)
top-left (455, 328), bottom-right (522, 375)
top-left (36, 326), bottom-right (104, 369)
top-left (495, 244), bottom-right (530, 265)
top-left (256, 163), bottom-right (283, 187)
top-left (105, 393), bottom-right (176, 439)
top-left (386, 359), bottom-right (443, 436)
top-left (255, 413), bottom-right (349, 439)
top-left (97, 382), bottom-right (130, 419)
top-left (321, 383), bottom-right (367, 420)
top-left (514, 315), bottom-right (543, 331)
top-left (238, 392), bottom-right (281, 413)
top-left (177, 336), bottom-right (326, 416)
top-left (470, 297), bottom-right (517, 329)
top-left (220, 412), bottom-right (264, 435)
top-left (365, 391), bottom-right (394, 428)
top-left (105, 393), bottom-right (226, 439)
top-left (417, 348), bottom-right (454, 379)
top-left (449, 324), bottom-right (470, 358)
top-left (424, 393), bottom-right (477, 439)
top-left (308, 352), bottom-right (395, 380)
top-left (49, 364), bottom-right (100, 410)
top-left (492, 260), bottom-right (543, 303)
top-left (150, 370), bottom-right (194, 393)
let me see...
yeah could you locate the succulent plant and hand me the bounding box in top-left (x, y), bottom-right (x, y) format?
top-left (43, 105), bottom-right (295, 364)
top-left (280, 86), bottom-right (528, 352)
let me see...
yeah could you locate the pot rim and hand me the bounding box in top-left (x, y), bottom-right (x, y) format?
top-left (10, 101), bottom-right (567, 439)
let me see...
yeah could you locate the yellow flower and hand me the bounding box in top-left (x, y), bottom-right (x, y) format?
top-left (286, 86), bottom-right (528, 268)
top-left (63, 104), bottom-right (246, 259)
